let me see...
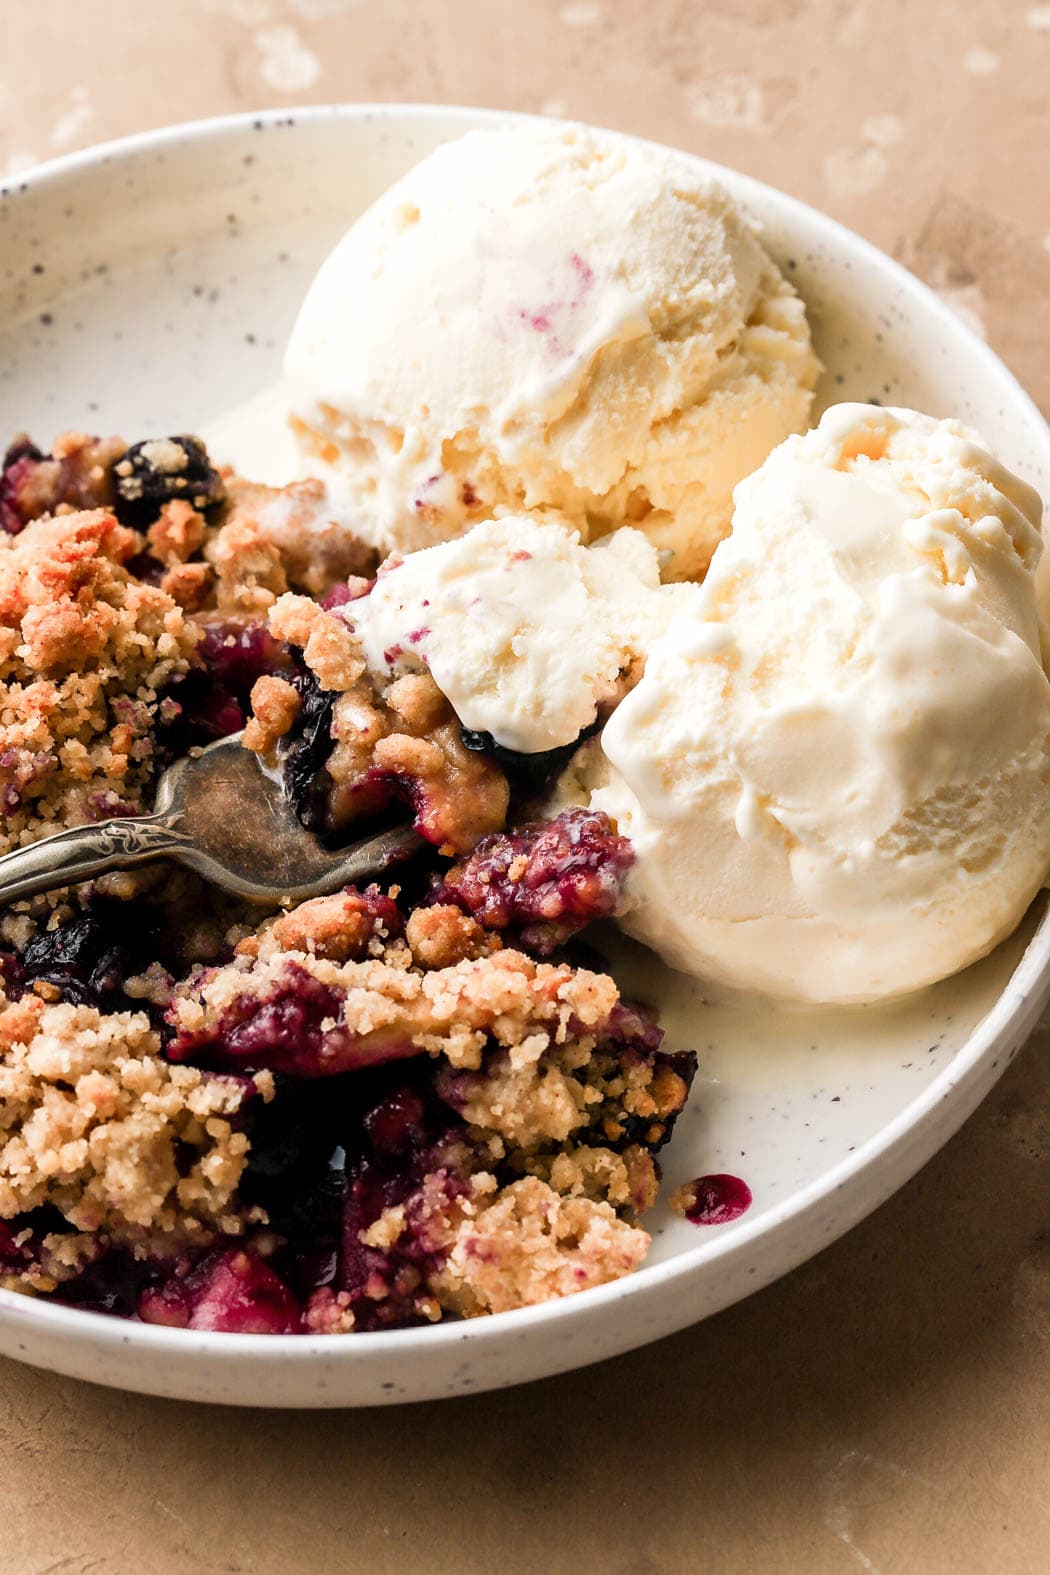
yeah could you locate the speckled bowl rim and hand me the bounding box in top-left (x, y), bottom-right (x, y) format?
top-left (3, 101), bottom-right (1050, 1372)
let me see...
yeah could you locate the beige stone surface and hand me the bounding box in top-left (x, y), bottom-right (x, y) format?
top-left (2, 1), bottom-right (1050, 1570)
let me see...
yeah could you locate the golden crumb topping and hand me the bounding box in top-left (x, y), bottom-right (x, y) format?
top-left (0, 993), bottom-right (270, 1242)
top-left (428, 1175), bottom-right (649, 1315)
top-left (220, 477), bottom-right (376, 598)
top-left (0, 509), bottom-right (197, 852)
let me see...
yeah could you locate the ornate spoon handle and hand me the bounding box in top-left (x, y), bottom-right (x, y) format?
top-left (0, 814), bottom-right (189, 905)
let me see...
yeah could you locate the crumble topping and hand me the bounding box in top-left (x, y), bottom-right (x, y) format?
top-left (242, 673), bottom-right (301, 755)
top-left (169, 938), bottom-right (620, 1076)
top-left (359, 1169), bottom-right (651, 1319)
top-left (522, 1143), bottom-right (659, 1211)
top-left (0, 860), bottom-right (692, 1325)
top-left (172, 477), bottom-right (379, 620)
top-left (206, 510), bottom-right (290, 617)
top-left (0, 990), bottom-right (270, 1245)
top-left (148, 499), bottom-right (208, 565)
top-left (0, 508), bottom-right (197, 851)
top-left (429, 1176), bottom-right (649, 1316)
top-left (267, 592), bottom-right (364, 691)
top-left (404, 903), bottom-right (494, 969)
top-left (263, 886), bottom-right (402, 962)
top-left (220, 477), bottom-right (377, 597)
top-left (119, 438), bottom-right (193, 487)
top-left (0, 433), bottom-right (382, 864)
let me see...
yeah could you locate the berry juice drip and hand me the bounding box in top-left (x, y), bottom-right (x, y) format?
top-left (681, 1174), bottom-right (752, 1225)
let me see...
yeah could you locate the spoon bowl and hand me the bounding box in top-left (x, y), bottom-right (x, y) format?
top-left (0, 732), bottom-right (420, 907)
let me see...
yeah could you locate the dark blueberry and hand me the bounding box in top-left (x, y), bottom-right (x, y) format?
top-left (57, 1247), bottom-right (154, 1317)
top-left (280, 670), bottom-right (337, 832)
top-left (2, 436), bottom-right (44, 469)
top-left (19, 903), bottom-right (160, 1010)
top-left (111, 435), bottom-right (224, 526)
top-left (238, 1064), bottom-right (464, 1315)
top-left (459, 719), bottom-right (601, 788)
top-left (241, 1078), bottom-right (346, 1199)
top-left (122, 551), bottom-right (167, 586)
top-left (362, 1088), bottom-right (427, 1160)
top-left (238, 1078), bottom-right (351, 1293)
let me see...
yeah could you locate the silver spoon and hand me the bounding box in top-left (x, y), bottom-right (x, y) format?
top-left (0, 733), bottom-right (421, 907)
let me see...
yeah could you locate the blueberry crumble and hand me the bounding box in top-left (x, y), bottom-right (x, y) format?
top-left (0, 431), bottom-right (697, 1334)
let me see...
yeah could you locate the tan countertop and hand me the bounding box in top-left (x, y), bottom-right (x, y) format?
top-left (2, 3), bottom-right (1050, 1571)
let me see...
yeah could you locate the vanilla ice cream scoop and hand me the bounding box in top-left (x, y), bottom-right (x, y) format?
top-left (345, 513), bottom-right (686, 754)
top-left (285, 121), bottom-right (819, 580)
top-left (578, 403), bottom-right (1050, 1003)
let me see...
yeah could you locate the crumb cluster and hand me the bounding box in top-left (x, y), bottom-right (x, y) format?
top-left (247, 593), bottom-right (510, 854)
top-left (0, 988), bottom-right (270, 1252)
top-left (0, 508), bottom-right (197, 851)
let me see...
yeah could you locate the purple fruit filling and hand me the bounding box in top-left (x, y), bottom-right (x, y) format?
top-left (138, 1245), bottom-right (303, 1333)
top-left (431, 807), bottom-right (633, 953)
top-left (236, 1063), bottom-right (468, 1320)
top-left (321, 579), bottom-right (373, 611)
top-left (0, 444), bottom-right (44, 535)
top-left (678, 1173), bottom-right (753, 1226)
top-left (160, 620), bottom-right (294, 752)
top-left (168, 962), bottom-right (421, 1078)
top-left (29, 996), bottom-right (695, 1332)
top-left (43, 1065), bottom-right (476, 1332)
top-left (0, 431), bottom-right (133, 532)
top-left (320, 1084), bottom-right (471, 1331)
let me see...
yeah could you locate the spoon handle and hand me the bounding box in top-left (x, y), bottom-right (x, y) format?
top-left (0, 814), bottom-right (187, 905)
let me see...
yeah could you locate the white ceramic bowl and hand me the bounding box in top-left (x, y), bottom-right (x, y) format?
top-left (1, 104), bottom-right (1049, 1408)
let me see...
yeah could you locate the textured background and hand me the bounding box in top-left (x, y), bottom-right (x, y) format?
top-left (2, 2), bottom-right (1050, 1571)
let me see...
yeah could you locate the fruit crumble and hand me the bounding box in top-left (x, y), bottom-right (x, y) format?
top-left (0, 430), bottom-right (697, 1333)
